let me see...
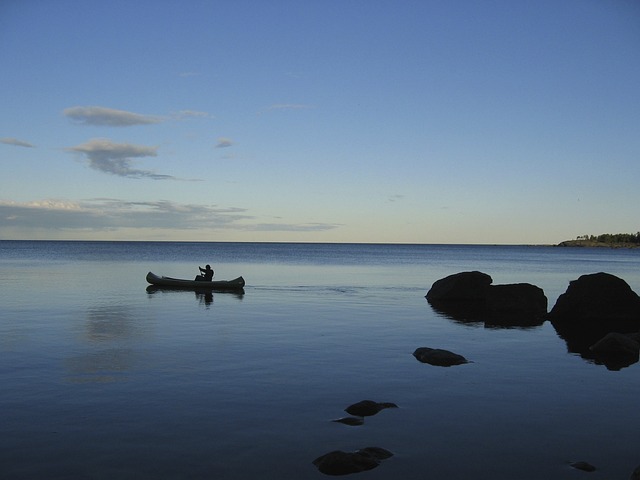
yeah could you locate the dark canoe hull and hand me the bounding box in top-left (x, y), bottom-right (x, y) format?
top-left (146, 272), bottom-right (245, 291)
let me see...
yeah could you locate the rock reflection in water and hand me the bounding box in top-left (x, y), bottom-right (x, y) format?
top-left (313, 447), bottom-right (393, 476)
top-left (429, 300), bottom-right (546, 329)
top-left (551, 321), bottom-right (640, 370)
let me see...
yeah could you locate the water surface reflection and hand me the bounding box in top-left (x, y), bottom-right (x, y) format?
top-left (65, 304), bottom-right (151, 383)
top-left (146, 286), bottom-right (245, 307)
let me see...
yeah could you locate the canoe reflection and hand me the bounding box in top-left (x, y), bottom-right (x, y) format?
top-left (145, 285), bottom-right (245, 304)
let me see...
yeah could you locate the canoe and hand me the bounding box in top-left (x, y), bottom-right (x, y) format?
top-left (146, 272), bottom-right (245, 291)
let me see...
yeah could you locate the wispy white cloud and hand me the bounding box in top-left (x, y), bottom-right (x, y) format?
top-left (1, 137), bottom-right (35, 148)
top-left (66, 138), bottom-right (174, 180)
top-left (215, 137), bottom-right (234, 148)
top-left (0, 199), bottom-right (250, 231)
top-left (64, 106), bottom-right (165, 126)
top-left (0, 199), bottom-right (340, 234)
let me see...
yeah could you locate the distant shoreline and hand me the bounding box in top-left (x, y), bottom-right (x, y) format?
top-left (556, 240), bottom-right (640, 249)
top-left (1, 238), bottom-right (638, 248)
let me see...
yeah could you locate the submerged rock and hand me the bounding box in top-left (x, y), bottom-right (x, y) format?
top-left (312, 447), bottom-right (393, 476)
top-left (589, 332), bottom-right (640, 370)
top-left (358, 447), bottom-right (393, 460)
top-left (570, 461), bottom-right (596, 472)
top-left (413, 347), bottom-right (468, 366)
top-left (313, 450), bottom-right (378, 475)
top-left (590, 332), bottom-right (640, 357)
top-left (344, 400), bottom-right (398, 417)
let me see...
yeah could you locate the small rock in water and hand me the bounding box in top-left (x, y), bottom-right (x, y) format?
top-left (344, 400), bottom-right (398, 417)
top-left (413, 347), bottom-right (468, 366)
top-left (590, 332), bottom-right (640, 357)
top-left (570, 461), bottom-right (596, 472)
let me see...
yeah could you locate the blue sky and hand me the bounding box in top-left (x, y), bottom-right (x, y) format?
top-left (1, 0), bottom-right (639, 244)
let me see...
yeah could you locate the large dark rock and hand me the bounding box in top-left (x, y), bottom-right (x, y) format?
top-left (486, 283), bottom-right (547, 315)
top-left (549, 273), bottom-right (640, 368)
top-left (312, 447), bottom-right (393, 476)
top-left (427, 272), bottom-right (547, 328)
top-left (484, 283), bottom-right (548, 327)
top-left (549, 272), bottom-right (640, 324)
top-left (426, 271), bottom-right (492, 302)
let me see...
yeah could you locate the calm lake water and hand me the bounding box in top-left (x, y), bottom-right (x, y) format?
top-left (1, 241), bottom-right (639, 479)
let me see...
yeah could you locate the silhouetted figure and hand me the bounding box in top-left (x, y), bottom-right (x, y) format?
top-left (196, 264), bottom-right (214, 281)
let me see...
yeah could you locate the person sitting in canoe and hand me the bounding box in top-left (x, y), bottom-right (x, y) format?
top-left (196, 264), bottom-right (214, 281)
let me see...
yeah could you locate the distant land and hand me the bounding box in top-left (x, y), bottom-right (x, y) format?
top-left (557, 232), bottom-right (640, 249)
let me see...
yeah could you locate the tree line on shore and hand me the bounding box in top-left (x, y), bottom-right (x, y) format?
top-left (573, 232), bottom-right (640, 245)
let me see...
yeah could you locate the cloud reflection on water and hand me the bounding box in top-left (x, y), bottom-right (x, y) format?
top-left (64, 304), bottom-right (151, 383)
